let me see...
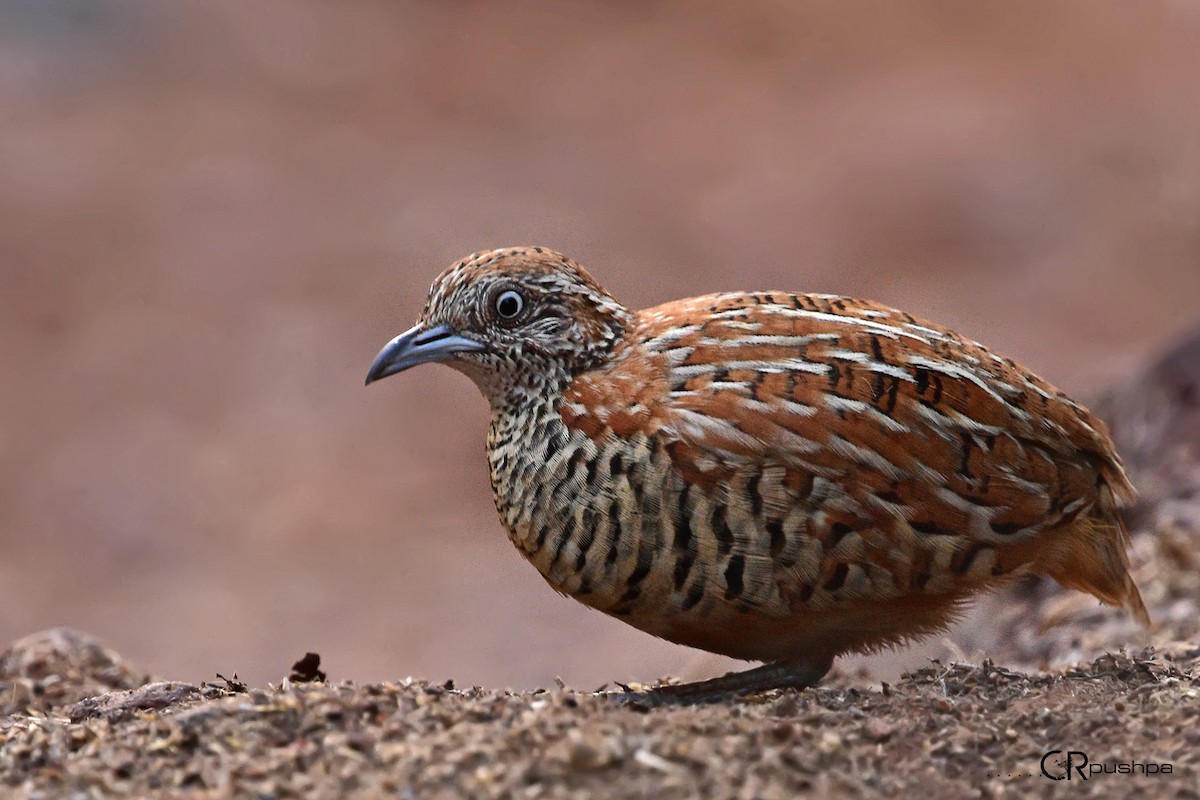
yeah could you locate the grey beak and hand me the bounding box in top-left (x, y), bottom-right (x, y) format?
top-left (365, 323), bottom-right (486, 385)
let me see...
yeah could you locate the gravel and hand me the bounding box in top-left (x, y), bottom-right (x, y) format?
top-left (1, 638), bottom-right (1197, 799)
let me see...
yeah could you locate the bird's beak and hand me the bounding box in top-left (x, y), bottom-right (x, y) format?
top-left (364, 323), bottom-right (486, 385)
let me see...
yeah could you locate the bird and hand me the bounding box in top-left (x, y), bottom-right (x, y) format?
top-left (366, 246), bottom-right (1149, 703)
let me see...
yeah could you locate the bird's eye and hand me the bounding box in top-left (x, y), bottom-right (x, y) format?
top-left (494, 289), bottom-right (525, 321)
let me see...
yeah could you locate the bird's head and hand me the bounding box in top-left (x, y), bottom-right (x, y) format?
top-left (366, 247), bottom-right (632, 405)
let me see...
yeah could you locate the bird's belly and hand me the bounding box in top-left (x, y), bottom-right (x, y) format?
top-left (505, 503), bottom-right (976, 663)
top-left (642, 586), bottom-right (973, 662)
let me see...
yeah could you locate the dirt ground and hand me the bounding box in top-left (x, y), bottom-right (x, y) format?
top-left (1, 636), bottom-right (1197, 799)
top-left (2, 327), bottom-right (1199, 798)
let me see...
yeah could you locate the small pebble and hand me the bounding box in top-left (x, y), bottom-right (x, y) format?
top-left (864, 719), bottom-right (894, 742)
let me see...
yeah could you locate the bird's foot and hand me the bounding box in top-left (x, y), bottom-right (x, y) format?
top-left (606, 658), bottom-right (831, 707)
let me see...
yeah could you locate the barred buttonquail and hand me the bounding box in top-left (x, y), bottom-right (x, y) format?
top-left (366, 247), bottom-right (1148, 702)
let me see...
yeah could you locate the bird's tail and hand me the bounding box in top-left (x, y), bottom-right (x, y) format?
top-left (1041, 482), bottom-right (1150, 626)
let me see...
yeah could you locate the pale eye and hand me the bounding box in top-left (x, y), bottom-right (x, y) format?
top-left (494, 289), bottom-right (525, 320)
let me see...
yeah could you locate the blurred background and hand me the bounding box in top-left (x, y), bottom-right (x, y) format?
top-left (2, 0), bottom-right (1199, 689)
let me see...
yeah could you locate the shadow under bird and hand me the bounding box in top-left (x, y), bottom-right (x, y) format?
top-left (366, 247), bottom-right (1149, 703)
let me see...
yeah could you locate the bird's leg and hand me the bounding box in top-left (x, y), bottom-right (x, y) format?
top-left (613, 655), bottom-right (833, 706)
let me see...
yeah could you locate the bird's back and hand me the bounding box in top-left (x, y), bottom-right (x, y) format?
top-left (489, 290), bottom-right (1145, 664)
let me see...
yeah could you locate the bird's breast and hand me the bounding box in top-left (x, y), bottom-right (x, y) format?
top-left (485, 397), bottom-right (808, 644)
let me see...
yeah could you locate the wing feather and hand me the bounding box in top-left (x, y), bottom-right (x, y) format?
top-left (562, 291), bottom-right (1133, 609)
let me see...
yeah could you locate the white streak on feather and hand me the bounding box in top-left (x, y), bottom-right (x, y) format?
top-left (820, 348), bottom-right (916, 382)
top-left (997, 469), bottom-right (1045, 494)
top-left (707, 333), bottom-right (841, 348)
top-left (935, 486), bottom-right (998, 522)
top-left (823, 395), bottom-right (910, 433)
top-left (641, 324), bottom-right (703, 350)
top-left (827, 434), bottom-right (907, 479)
top-left (941, 407), bottom-right (1003, 436)
top-left (823, 348), bottom-right (871, 363)
top-left (740, 397), bottom-right (820, 418)
top-left (865, 362), bottom-right (916, 382)
top-left (904, 354), bottom-right (1007, 405)
top-left (1023, 379), bottom-right (1055, 399)
top-left (770, 308), bottom-right (931, 343)
top-left (903, 323), bottom-right (947, 340)
top-left (768, 425), bottom-right (824, 454)
top-left (912, 402), bottom-right (959, 442)
top-left (670, 359), bottom-right (829, 378)
top-left (666, 408), bottom-right (766, 452)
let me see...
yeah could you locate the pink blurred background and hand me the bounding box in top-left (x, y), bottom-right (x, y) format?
top-left (2, 0), bottom-right (1199, 689)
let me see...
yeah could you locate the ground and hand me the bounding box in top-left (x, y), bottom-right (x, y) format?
top-left (0, 634), bottom-right (1197, 799)
top-left (1, 329), bottom-right (1199, 798)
